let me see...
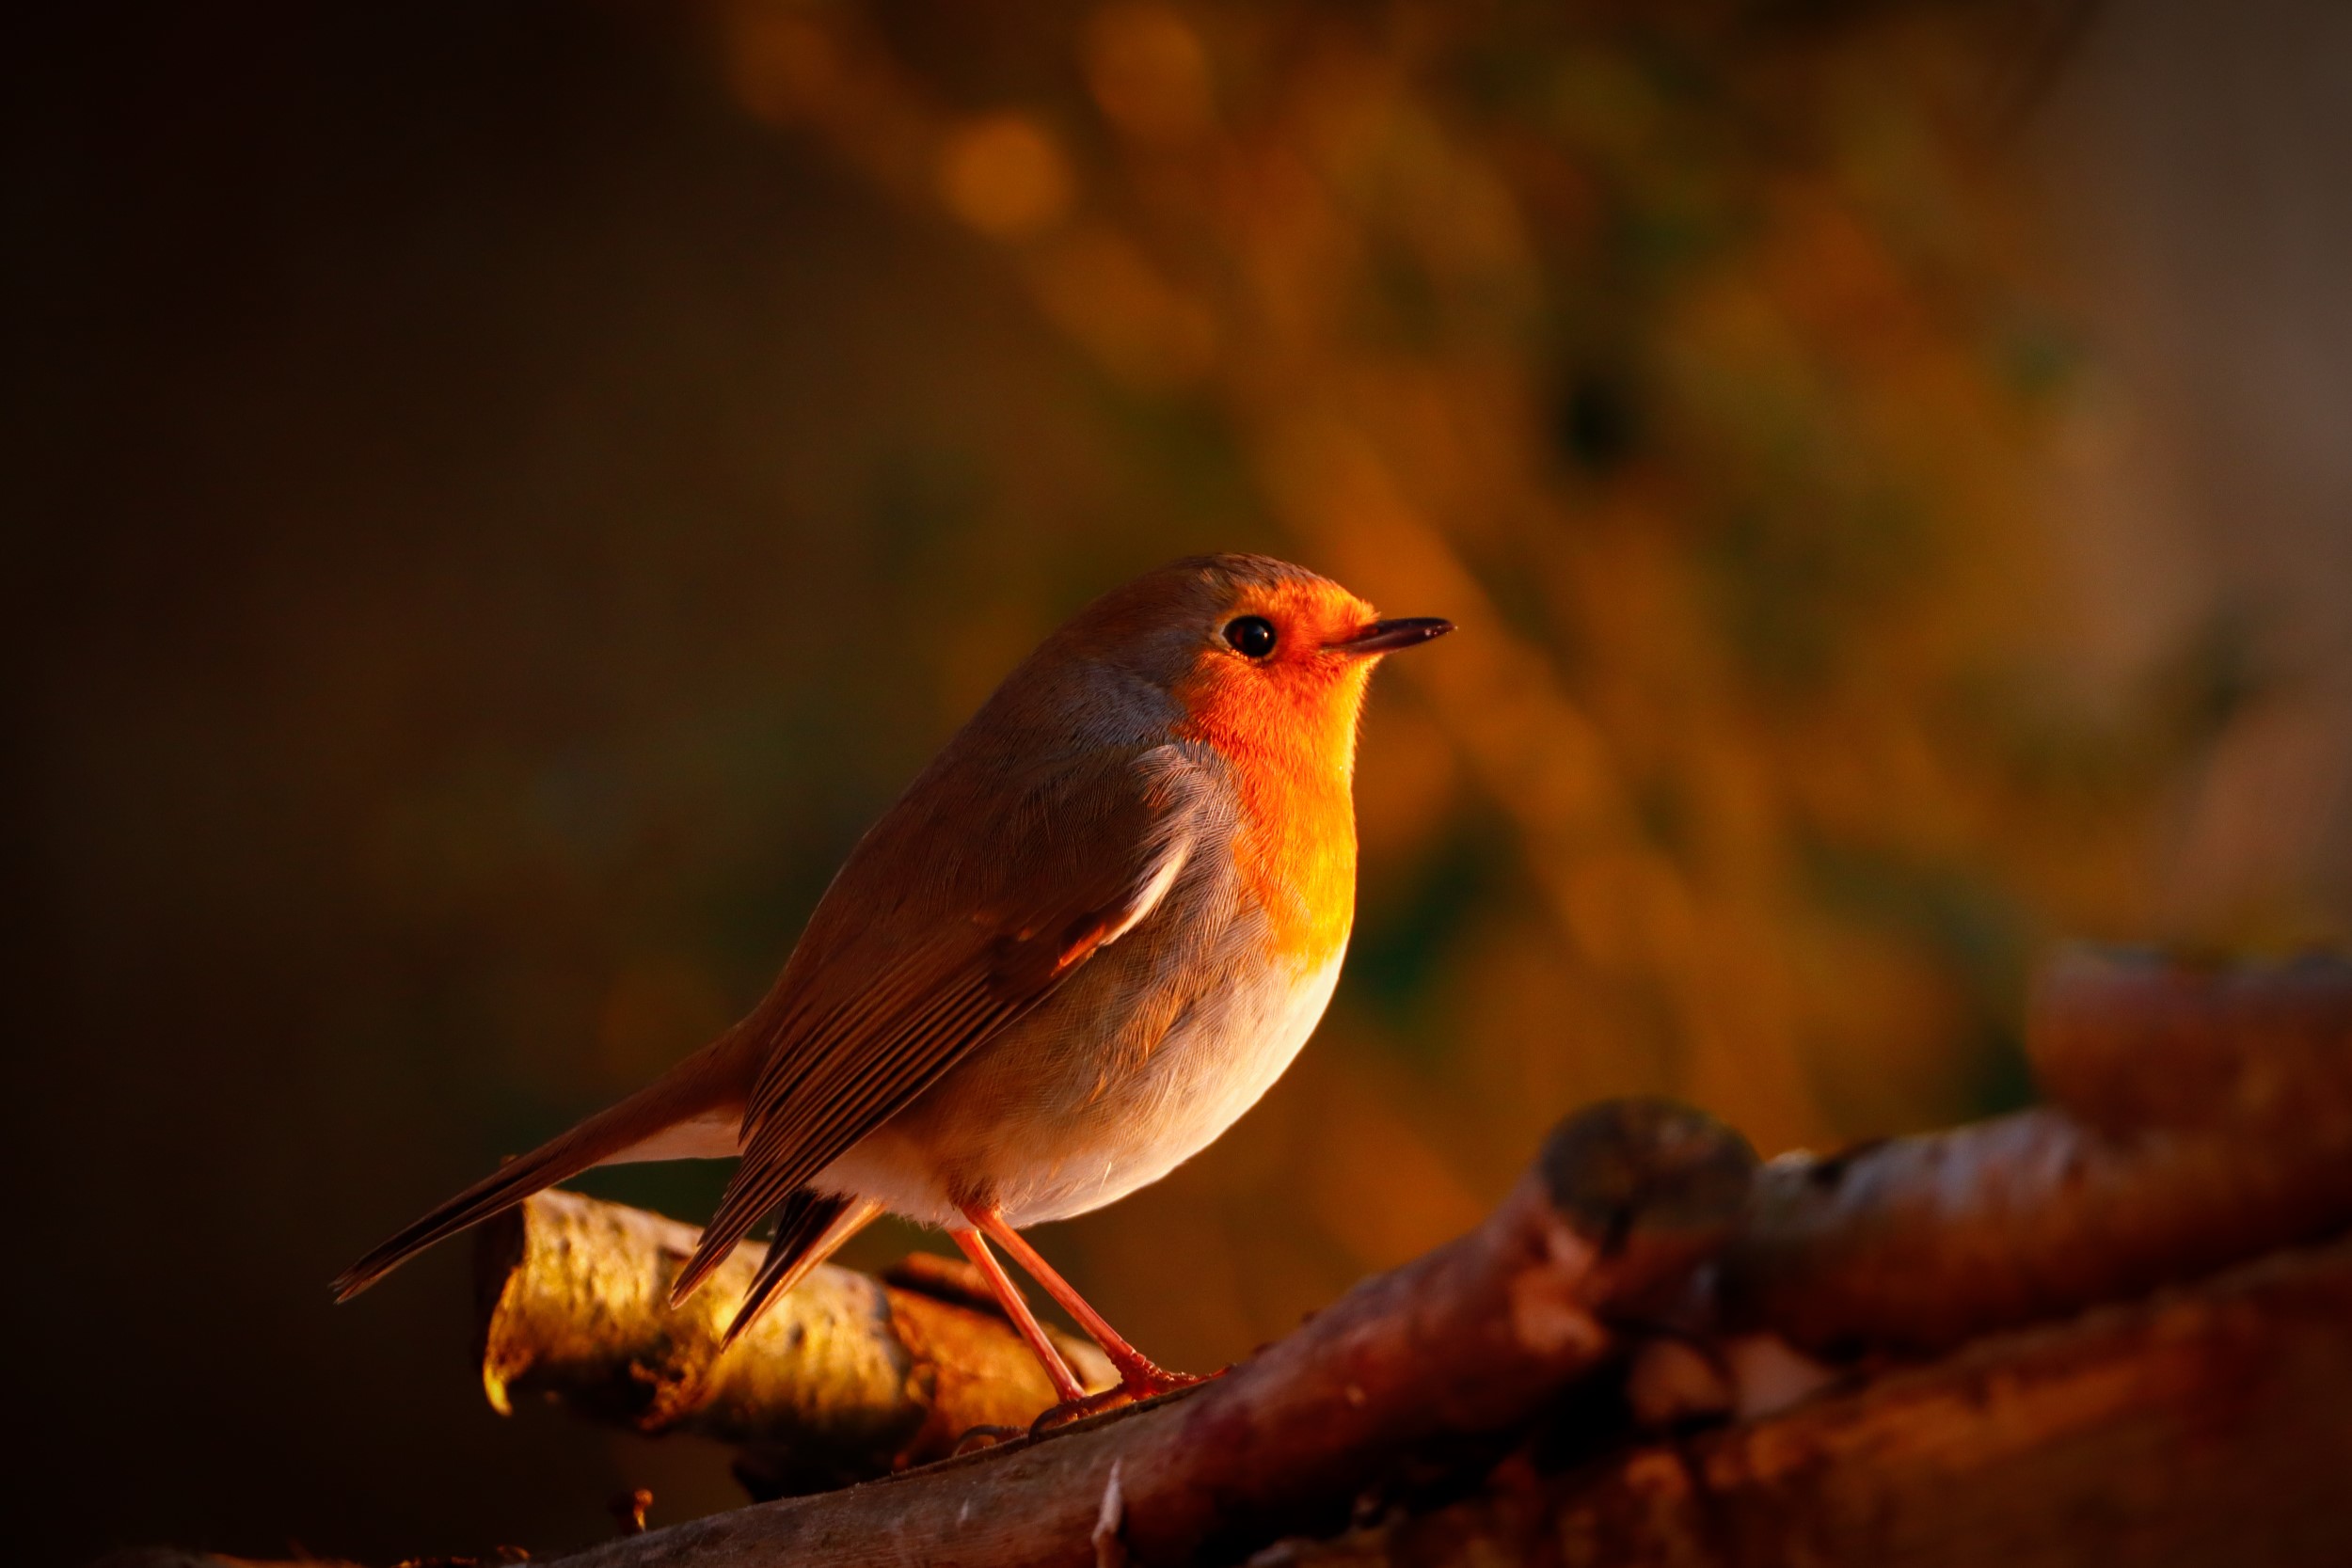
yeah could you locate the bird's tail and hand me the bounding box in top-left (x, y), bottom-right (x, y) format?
top-left (717, 1190), bottom-right (882, 1345)
top-left (329, 1033), bottom-right (755, 1302)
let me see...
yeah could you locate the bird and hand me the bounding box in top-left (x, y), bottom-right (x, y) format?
top-left (332, 552), bottom-right (1452, 1416)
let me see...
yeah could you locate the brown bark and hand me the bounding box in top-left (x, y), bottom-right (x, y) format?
top-left (473, 1189), bottom-right (1115, 1487)
top-left (2027, 947), bottom-right (2352, 1137)
top-left (1717, 952), bottom-right (2352, 1354)
top-left (1263, 1233), bottom-right (2352, 1568)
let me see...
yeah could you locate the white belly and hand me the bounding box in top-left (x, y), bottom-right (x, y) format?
top-left (817, 949), bottom-right (1344, 1228)
top-left (605, 1103), bottom-right (741, 1164)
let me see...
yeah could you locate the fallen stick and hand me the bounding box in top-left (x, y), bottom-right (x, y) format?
top-left (2027, 947), bottom-right (2352, 1137)
top-left (475, 1190), bottom-right (1114, 1488)
top-left (1718, 952), bottom-right (2352, 1354)
top-left (531, 1099), bottom-right (1756, 1568)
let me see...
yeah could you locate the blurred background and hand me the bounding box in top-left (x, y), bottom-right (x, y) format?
top-left (8, 1), bottom-right (2347, 1562)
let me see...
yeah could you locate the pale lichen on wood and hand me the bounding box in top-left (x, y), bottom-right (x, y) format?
top-left (475, 1188), bottom-right (1112, 1488)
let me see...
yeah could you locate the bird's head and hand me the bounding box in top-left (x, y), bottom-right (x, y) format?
top-left (1043, 554), bottom-right (1451, 778)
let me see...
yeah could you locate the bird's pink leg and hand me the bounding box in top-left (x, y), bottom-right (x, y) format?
top-left (948, 1227), bottom-right (1086, 1405)
top-left (968, 1207), bottom-right (1209, 1402)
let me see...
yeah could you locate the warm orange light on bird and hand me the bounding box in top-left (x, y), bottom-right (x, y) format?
top-left (332, 554), bottom-right (1452, 1418)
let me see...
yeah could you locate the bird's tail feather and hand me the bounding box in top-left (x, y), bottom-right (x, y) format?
top-left (717, 1190), bottom-right (882, 1345)
top-left (330, 1036), bottom-right (751, 1302)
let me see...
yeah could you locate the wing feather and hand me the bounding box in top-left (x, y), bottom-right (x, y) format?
top-left (668, 742), bottom-right (1224, 1314)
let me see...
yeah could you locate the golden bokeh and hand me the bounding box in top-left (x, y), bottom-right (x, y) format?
top-left (939, 113), bottom-right (1074, 239)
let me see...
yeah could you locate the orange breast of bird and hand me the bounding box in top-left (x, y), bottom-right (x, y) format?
top-left (1173, 655), bottom-right (1371, 973)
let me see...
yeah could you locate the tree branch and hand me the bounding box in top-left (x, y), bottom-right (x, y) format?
top-left (2026, 946), bottom-right (2352, 1137)
top-left (474, 1189), bottom-right (1115, 1490)
top-left (1720, 953), bottom-right (2352, 1354)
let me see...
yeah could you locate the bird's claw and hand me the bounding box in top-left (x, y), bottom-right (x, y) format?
top-left (1029, 1363), bottom-right (1219, 1433)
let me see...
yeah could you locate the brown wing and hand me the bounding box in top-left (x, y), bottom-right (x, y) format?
top-left (667, 742), bottom-right (1224, 1311)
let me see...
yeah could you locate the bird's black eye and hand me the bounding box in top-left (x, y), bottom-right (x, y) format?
top-left (1223, 615), bottom-right (1279, 659)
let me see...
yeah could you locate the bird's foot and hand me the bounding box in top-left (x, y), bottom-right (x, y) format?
top-left (1119, 1358), bottom-right (1215, 1399)
top-left (1029, 1362), bottom-right (1220, 1433)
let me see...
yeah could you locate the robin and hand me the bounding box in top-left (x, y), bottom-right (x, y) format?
top-left (334, 553), bottom-right (1452, 1415)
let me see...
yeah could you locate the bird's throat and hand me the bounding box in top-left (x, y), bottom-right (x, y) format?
top-left (1175, 667), bottom-right (1366, 968)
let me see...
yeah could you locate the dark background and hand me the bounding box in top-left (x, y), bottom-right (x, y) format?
top-left (8, 3), bottom-right (2346, 1564)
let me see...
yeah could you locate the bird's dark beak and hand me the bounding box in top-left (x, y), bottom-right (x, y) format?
top-left (1327, 617), bottom-right (1454, 656)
